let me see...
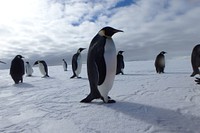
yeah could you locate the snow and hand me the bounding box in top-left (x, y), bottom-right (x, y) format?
top-left (1, 58), bottom-right (200, 133)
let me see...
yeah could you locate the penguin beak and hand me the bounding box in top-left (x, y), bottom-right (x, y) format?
top-left (115, 29), bottom-right (123, 33)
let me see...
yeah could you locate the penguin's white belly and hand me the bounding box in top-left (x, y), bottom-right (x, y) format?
top-left (39, 63), bottom-right (46, 76)
top-left (26, 65), bottom-right (33, 75)
top-left (75, 55), bottom-right (82, 76)
top-left (98, 38), bottom-right (116, 102)
top-left (62, 62), bottom-right (67, 71)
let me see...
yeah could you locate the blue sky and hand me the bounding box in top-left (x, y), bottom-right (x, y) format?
top-left (0, 0), bottom-right (200, 68)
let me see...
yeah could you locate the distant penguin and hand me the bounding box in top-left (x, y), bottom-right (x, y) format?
top-left (81, 26), bottom-right (123, 103)
top-left (62, 59), bottom-right (67, 71)
top-left (34, 60), bottom-right (49, 77)
top-left (116, 51), bottom-right (125, 75)
top-left (70, 48), bottom-right (86, 78)
top-left (10, 55), bottom-right (25, 84)
top-left (25, 62), bottom-right (33, 76)
top-left (191, 44), bottom-right (200, 77)
top-left (155, 51), bottom-right (166, 73)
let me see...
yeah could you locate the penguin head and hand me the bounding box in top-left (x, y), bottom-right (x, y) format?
top-left (118, 51), bottom-right (124, 55)
top-left (160, 51), bottom-right (167, 55)
top-left (77, 48), bottom-right (86, 53)
top-left (33, 60), bottom-right (40, 65)
top-left (15, 55), bottom-right (24, 59)
top-left (98, 26), bottom-right (123, 38)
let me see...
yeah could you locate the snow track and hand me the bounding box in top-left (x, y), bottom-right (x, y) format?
top-left (1, 58), bottom-right (200, 133)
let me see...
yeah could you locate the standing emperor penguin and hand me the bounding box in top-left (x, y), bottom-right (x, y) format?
top-left (25, 62), bottom-right (33, 76)
top-left (155, 51), bottom-right (166, 74)
top-left (116, 51), bottom-right (125, 75)
top-left (62, 59), bottom-right (68, 71)
top-left (191, 44), bottom-right (200, 77)
top-left (81, 26), bottom-right (123, 103)
top-left (10, 55), bottom-right (25, 84)
top-left (34, 60), bottom-right (49, 77)
top-left (70, 48), bottom-right (86, 78)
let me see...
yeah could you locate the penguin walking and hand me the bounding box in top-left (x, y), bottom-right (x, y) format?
top-left (70, 48), bottom-right (86, 78)
top-left (62, 59), bottom-right (68, 71)
top-left (191, 44), bottom-right (200, 77)
top-left (81, 26), bottom-right (123, 103)
top-left (10, 55), bottom-right (25, 84)
top-left (155, 51), bottom-right (166, 74)
top-left (116, 51), bottom-right (125, 75)
top-left (25, 62), bottom-right (33, 76)
top-left (34, 60), bottom-right (49, 77)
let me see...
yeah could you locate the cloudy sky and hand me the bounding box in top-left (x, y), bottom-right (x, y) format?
top-left (0, 0), bottom-right (200, 68)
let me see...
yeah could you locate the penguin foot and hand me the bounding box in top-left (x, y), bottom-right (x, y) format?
top-left (81, 93), bottom-right (101, 103)
top-left (191, 73), bottom-right (196, 77)
top-left (70, 75), bottom-right (76, 79)
top-left (107, 99), bottom-right (116, 103)
top-left (80, 94), bottom-right (93, 103)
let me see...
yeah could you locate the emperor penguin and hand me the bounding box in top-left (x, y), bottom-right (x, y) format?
top-left (70, 48), bottom-right (86, 78)
top-left (155, 51), bottom-right (166, 74)
top-left (191, 44), bottom-right (200, 77)
top-left (116, 51), bottom-right (125, 75)
top-left (34, 60), bottom-right (49, 77)
top-left (25, 62), bottom-right (33, 76)
top-left (81, 26), bottom-right (123, 103)
top-left (10, 55), bottom-right (25, 84)
top-left (62, 59), bottom-right (68, 71)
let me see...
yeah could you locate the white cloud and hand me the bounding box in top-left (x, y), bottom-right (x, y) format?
top-left (0, 0), bottom-right (200, 67)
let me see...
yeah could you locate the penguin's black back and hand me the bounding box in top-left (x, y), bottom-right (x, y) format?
top-left (87, 34), bottom-right (106, 85)
top-left (72, 53), bottom-right (79, 72)
top-left (191, 44), bottom-right (200, 76)
top-left (10, 56), bottom-right (24, 83)
top-left (10, 57), bottom-right (24, 76)
top-left (116, 54), bottom-right (124, 74)
top-left (40, 60), bottom-right (48, 76)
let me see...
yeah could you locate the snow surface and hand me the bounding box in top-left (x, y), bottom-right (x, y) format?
top-left (1, 58), bottom-right (200, 133)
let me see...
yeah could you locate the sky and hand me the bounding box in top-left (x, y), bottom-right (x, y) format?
top-left (0, 0), bottom-right (200, 68)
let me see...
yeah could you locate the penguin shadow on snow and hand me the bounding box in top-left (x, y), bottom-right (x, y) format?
top-left (13, 82), bottom-right (34, 88)
top-left (105, 101), bottom-right (200, 132)
top-left (164, 72), bottom-right (191, 75)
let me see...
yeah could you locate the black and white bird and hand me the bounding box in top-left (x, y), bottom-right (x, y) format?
top-left (10, 55), bottom-right (25, 84)
top-left (34, 60), bottom-right (49, 78)
top-left (155, 51), bottom-right (167, 74)
top-left (70, 48), bottom-right (86, 78)
top-left (25, 62), bottom-right (33, 76)
top-left (81, 26), bottom-right (123, 103)
top-left (191, 44), bottom-right (200, 77)
top-left (62, 59), bottom-right (68, 71)
top-left (116, 51), bottom-right (125, 75)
